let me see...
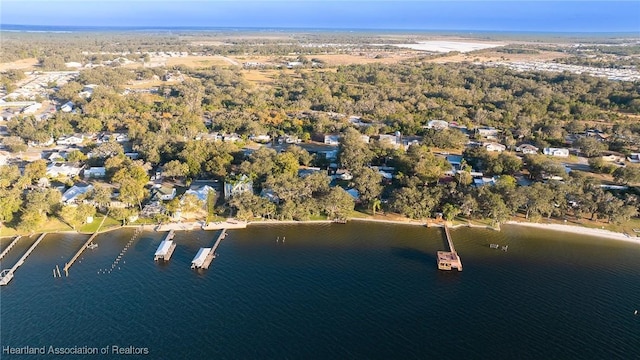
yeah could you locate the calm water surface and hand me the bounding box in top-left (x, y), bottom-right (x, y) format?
top-left (1, 223), bottom-right (639, 359)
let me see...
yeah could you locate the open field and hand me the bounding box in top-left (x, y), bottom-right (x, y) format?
top-left (424, 50), bottom-right (568, 63)
top-left (166, 55), bottom-right (236, 67)
top-left (0, 58), bottom-right (39, 71)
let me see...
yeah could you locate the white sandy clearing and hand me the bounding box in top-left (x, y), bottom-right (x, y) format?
top-left (506, 221), bottom-right (640, 245)
top-left (389, 41), bottom-right (503, 53)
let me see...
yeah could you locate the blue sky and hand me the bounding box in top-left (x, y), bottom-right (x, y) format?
top-left (1, 1), bottom-right (639, 32)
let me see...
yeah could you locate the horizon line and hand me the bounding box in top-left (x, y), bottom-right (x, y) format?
top-left (2, 24), bottom-right (639, 35)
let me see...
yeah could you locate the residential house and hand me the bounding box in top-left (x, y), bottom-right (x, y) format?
top-left (184, 184), bottom-right (215, 202)
top-left (516, 144), bottom-right (539, 155)
top-left (601, 154), bottom-right (624, 163)
top-left (22, 103), bottom-right (42, 114)
top-left (83, 167), bottom-right (106, 178)
top-left (543, 147), bottom-right (570, 157)
top-left (223, 133), bottom-right (241, 142)
top-left (28, 137), bottom-right (54, 147)
top-left (298, 167), bottom-right (323, 178)
top-left (47, 151), bottom-right (68, 162)
top-left (56, 135), bottom-right (84, 146)
top-left (473, 177), bottom-right (498, 187)
top-left (324, 135), bottom-right (341, 145)
top-left (250, 134), bottom-right (271, 143)
top-left (47, 162), bottom-right (83, 177)
top-left (60, 101), bottom-right (74, 113)
top-left (483, 142), bottom-right (506, 153)
top-left (152, 185), bottom-right (177, 201)
top-left (475, 126), bottom-right (499, 139)
top-left (224, 174), bottom-right (253, 199)
top-left (61, 184), bottom-right (93, 204)
top-left (426, 120), bottom-right (449, 130)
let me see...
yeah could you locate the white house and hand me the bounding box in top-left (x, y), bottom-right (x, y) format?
top-left (483, 142), bottom-right (506, 152)
top-left (250, 134), bottom-right (271, 143)
top-left (543, 148), bottom-right (569, 157)
top-left (83, 167), bottom-right (106, 178)
top-left (22, 103), bottom-right (42, 114)
top-left (426, 120), bottom-right (449, 130)
top-left (516, 144), bottom-right (539, 155)
top-left (47, 162), bottom-right (83, 177)
top-left (61, 184), bottom-right (93, 204)
top-left (476, 127), bottom-right (499, 138)
top-left (223, 133), bottom-right (241, 142)
top-left (324, 135), bottom-right (341, 145)
top-left (184, 184), bottom-right (215, 202)
top-left (60, 101), bottom-right (74, 113)
top-left (57, 135), bottom-right (84, 146)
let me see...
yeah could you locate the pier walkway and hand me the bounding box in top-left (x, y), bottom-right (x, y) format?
top-left (154, 230), bottom-right (176, 262)
top-left (437, 225), bottom-right (462, 271)
top-left (0, 236), bottom-right (21, 261)
top-left (0, 233), bottom-right (47, 286)
top-left (63, 214), bottom-right (108, 276)
top-left (192, 229), bottom-right (227, 270)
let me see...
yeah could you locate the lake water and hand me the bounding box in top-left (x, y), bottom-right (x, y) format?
top-left (1, 222), bottom-right (639, 359)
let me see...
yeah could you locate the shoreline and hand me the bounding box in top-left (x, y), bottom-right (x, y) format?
top-left (1, 217), bottom-right (638, 245)
top-left (504, 221), bottom-right (640, 245)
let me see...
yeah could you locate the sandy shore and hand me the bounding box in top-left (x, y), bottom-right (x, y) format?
top-left (505, 221), bottom-right (640, 244)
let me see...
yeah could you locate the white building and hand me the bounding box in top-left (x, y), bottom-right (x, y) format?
top-left (184, 184), bottom-right (215, 202)
top-left (83, 167), bottom-right (106, 178)
top-left (57, 135), bottom-right (84, 146)
top-left (627, 153), bottom-right (640, 163)
top-left (543, 147), bottom-right (569, 157)
top-left (61, 184), bottom-right (93, 204)
top-left (484, 142), bottom-right (506, 152)
top-left (60, 101), bottom-right (74, 113)
top-left (516, 144), bottom-right (539, 155)
top-left (324, 135), bottom-right (341, 145)
top-left (47, 162), bottom-right (83, 177)
top-left (22, 103), bottom-right (42, 114)
top-left (426, 120), bottom-right (449, 130)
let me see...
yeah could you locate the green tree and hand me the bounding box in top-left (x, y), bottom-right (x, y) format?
top-left (574, 137), bottom-right (607, 157)
top-left (113, 164), bottom-right (149, 209)
top-left (321, 187), bottom-right (355, 220)
top-left (352, 167), bottom-right (382, 206)
top-left (613, 165), bottom-right (640, 185)
top-left (0, 165), bottom-right (20, 189)
top-left (0, 188), bottom-right (22, 225)
top-left (66, 150), bottom-right (87, 163)
top-left (442, 203), bottom-right (461, 222)
top-left (2, 136), bottom-right (27, 152)
top-left (338, 127), bottom-right (373, 172)
top-left (163, 160), bottom-right (189, 180)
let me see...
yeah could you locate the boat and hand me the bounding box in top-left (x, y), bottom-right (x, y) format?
top-left (490, 244), bottom-right (499, 249)
top-left (501, 245), bottom-right (509, 252)
top-left (87, 243), bottom-right (98, 249)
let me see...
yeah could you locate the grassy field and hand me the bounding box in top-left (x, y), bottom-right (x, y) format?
top-left (166, 56), bottom-right (233, 68)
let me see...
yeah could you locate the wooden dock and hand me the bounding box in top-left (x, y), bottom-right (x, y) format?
top-left (154, 230), bottom-right (176, 262)
top-left (0, 233), bottom-right (47, 286)
top-left (63, 214), bottom-right (108, 276)
top-left (0, 236), bottom-right (21, 261)
top-left (192, 229), bottom-right (227, 270)
top-left (437, 225), bottom-right (462, 271)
